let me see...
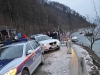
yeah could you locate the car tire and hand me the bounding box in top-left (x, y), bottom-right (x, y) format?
top-left (56, 46), bottom-right (60, 50)
top-left (22, 70), bottom-right (30, 75)
top-left (40, 54), bottom-right (44, 65)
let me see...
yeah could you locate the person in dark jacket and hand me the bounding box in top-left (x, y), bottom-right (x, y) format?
top-left (46, 31), bottom-right (52, 37)
top-left (52, 30), bottom-right (58, 39)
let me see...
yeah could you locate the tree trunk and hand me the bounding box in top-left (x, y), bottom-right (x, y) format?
top-left (90, 42), bottom-right (94, 49)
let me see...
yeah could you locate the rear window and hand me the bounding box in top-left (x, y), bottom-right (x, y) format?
top-left (0, 45), bottom-right (23, 60)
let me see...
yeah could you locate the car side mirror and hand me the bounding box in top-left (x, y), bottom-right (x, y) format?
top-left (27, 50), bottom-right (33, 55)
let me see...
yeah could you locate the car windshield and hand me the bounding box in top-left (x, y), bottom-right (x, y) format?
top-left (0, 45), bottom-right (23, 60)
top-left (36, 35), bottom-right (51, 41)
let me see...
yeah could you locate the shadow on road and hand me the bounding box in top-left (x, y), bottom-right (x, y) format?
top-left (44, 49), bottom-right (59, 54)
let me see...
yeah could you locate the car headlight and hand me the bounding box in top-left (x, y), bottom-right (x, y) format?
top-left (4, 68), bottom-right (17, 75)
top-left (42, 44), bottom-right (47, 46)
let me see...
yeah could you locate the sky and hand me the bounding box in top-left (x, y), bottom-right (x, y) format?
top-left (50, 0), bottom-right (100, 19)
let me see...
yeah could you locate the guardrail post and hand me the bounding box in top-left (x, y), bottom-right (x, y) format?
top-left (67, 40), bottom-right (72, 54)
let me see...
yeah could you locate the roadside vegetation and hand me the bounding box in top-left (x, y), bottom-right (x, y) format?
top-left (83, 0), bottom-right (100, 49)
top-left (0, 0), bottom-right (92, 35)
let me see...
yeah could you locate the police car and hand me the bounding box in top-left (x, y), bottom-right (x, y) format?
top-left (0, 40), bottom-right (44, 75)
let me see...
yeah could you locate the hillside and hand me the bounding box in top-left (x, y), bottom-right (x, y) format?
top-left (0, 0), bottom-right (92, 35)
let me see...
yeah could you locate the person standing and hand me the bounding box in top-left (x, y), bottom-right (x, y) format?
top-left (22, 34), bottom-right (28, 41)
top-left (22, 34), bottom-right (27, 38)
top-left (47, 31), bottom-right (52, 37)
top-left (60, 33), bottom-right (63, 44)
top-left (52, 30), bottom-right (58, 39)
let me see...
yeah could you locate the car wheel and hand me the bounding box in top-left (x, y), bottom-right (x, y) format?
top-left (56, 46), bottom-right (60, 50)
top-left (40, 54), bottom-right (44, 65)
top-left (22, 70), bottom-right (30, 75)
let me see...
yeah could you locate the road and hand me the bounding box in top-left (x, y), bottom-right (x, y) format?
top-left (32, 44), bottom-right (71, 75)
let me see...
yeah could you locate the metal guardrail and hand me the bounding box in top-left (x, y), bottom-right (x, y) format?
top-left (69, 48), bottom-right (89, 75)
top-left (66, 41), bottom-right (89, 75)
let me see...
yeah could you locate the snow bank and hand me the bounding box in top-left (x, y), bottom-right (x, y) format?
top-left (72, 44), bottom-right (98, 74)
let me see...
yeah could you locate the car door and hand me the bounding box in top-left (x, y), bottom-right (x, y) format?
top-left (25, 43), bottom-right (35, 73)
top-left (29, 41), bottom-right (42, 73)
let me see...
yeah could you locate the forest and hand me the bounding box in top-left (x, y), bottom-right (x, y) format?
top-left (0, 0), bottom-right (93, 35)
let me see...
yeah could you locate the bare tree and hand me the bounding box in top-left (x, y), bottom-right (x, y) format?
top-left (84, 0), bottom-right (100, 49)
top-left (84, 1), bottom-right (100, 49)
top-left (84, 23), bottom-right (100, 49)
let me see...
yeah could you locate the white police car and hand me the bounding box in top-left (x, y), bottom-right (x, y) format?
top-left (0, 40), bottom-right (44, 75)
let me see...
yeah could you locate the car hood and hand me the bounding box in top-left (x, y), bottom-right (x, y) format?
top-left (0, 59), bottom-right (14, 70)
top-left (0, 57), bottom-right (24, 74)
top-left (39, 39), bottom-right (59, 44)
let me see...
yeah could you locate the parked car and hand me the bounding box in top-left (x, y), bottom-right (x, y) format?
top-left (0, 40), bottom-right (44, 75)
top-left (30, 34), bottom-right (60, 51)
top-left (71, 36), bottom-right (78, 42)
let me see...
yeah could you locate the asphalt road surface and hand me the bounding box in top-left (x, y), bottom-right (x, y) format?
top-left (32, 44), bottom-right (71, 75)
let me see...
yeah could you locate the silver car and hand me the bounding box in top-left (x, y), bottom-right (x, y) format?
top-left (0, 40), bottom-right (44, 75)
top-left (31, 34), bottom-right (60, 51)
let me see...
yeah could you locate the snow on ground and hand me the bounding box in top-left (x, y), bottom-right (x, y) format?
top-left (33, 43), bottom-right (98, 75)
top-left (42, 45), bottom-right (71, 75)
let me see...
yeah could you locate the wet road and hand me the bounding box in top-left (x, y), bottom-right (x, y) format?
top-left (32, 45), bottom-right (71, 75)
